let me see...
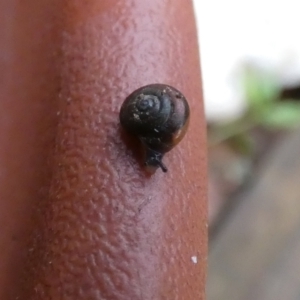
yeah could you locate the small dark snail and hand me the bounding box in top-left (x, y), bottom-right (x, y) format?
top-left (119, 84), bottom-right (190, 173)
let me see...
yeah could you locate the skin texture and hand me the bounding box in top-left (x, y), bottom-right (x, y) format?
top-left (0, 0), bottom-right (207, 299)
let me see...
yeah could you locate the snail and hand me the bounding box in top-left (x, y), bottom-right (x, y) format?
top-left (119, 84), bottom-right (190, 173)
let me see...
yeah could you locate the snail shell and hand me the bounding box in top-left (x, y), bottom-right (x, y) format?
top-left (119, 84), bottom-right (190, 173)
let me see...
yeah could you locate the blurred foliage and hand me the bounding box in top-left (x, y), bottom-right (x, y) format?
top-left (208, 66), bottom-right (300, 154)
top-left (245, 67), bottom-right (300, 128)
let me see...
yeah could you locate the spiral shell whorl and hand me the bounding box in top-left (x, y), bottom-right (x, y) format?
top-left (120, 85), bottom-right (172, 136)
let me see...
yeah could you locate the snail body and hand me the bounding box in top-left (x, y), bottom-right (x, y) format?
top-left (119, 84), bottom-right (190, 173)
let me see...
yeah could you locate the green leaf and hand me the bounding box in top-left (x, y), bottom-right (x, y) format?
top-left (260, 103), bottom-right (300, 129)
top-left (243, 67), bottom-right (279, 110)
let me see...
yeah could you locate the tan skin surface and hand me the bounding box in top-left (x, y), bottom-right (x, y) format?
top-left (0, 0), bottom-right (207, 299)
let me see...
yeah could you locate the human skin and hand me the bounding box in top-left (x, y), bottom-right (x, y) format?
top-left (0, 0), bottom-right (207, 299)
